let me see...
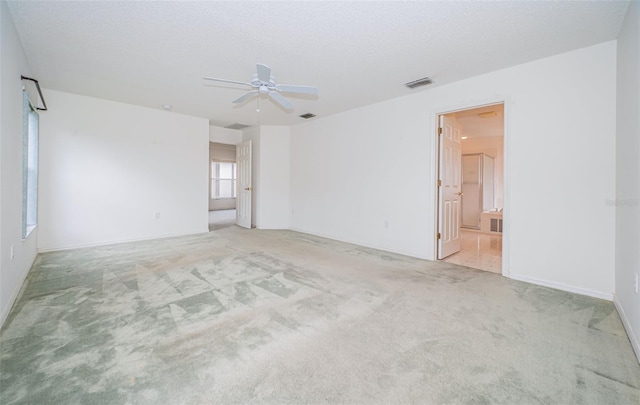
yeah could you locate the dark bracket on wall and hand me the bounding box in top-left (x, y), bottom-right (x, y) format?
top-left (20, 75), bottom-right (47, 111)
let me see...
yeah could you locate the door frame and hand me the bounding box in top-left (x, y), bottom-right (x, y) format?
top-left (236, 139), bottom-right (252, 229)
top-left (431, 97), bottom-right (511, 276)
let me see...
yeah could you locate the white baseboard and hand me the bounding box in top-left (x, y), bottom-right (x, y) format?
top-left (613, 295), bottom-right (640, 365)
top-left (37, 229), bottom-right (210, 253)
top-left (507, 273), bottom-right (614, 301)
top-left (0, 261), bottom-right (32, 329)
top-left (288, 227), bottom-right (430, 261)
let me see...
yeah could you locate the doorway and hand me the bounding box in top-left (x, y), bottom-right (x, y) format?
top-left (435, 103), bottom-right (505, 274)
top-left (209, 142), bottom-right (237, 231)
top-left (207, 139), bottom-right (253, 231)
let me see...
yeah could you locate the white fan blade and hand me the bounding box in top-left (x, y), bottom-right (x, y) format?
top-left (268, 91), bottom-right (293, 110)
top-left (256, 64), bottom-right (271, 83)
top-left (203, 77), bottom-right (253, 87)
top-left (233, 91), bottom-right (259, 104)
top-left (276, 85), bottom-right (318, 96)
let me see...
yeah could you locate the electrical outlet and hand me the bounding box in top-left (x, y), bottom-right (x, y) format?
top-left (10, 245), bottom-right (14, 261)
top-left (154, 212), bottom-right (160, 220)
top-left (635, 273), bottom-right (639, 294)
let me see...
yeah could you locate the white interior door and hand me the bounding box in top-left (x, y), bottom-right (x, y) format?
top-left (236, 140), bottom-right (252, 229)
top-left (437, 114), bottom-right (462, 259)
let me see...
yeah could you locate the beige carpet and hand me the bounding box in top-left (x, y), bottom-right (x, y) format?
top-left (1, 227), bottom-right (639, 404)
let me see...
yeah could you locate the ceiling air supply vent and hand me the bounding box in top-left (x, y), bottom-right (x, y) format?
top-left (299, 113), bottom-right (316, 119)
top-left (225, 123), bottom-right (250, 130)
top-left (405, 77), bottom-right (433, 89)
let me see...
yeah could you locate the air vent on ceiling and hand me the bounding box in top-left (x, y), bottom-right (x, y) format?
top-left (405, 77), bottom-right (433, 89)
top-left (225, 123), bottom-right (250, 130)
top-left (299, 113), bottom-right (316, 119)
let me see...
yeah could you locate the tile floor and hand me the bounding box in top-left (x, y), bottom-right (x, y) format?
top-left (442, 229), bottom-right (502, 273)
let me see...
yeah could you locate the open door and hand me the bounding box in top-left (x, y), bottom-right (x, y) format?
top-left (236, 140), bottom-right (252, 229)
top-left (437, 114), bottom-right (462, 259)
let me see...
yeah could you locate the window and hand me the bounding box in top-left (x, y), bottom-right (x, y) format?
top-left (211, 161), bottom-right (236, 199)
top-left (22, 90), bottom-right (39, 239)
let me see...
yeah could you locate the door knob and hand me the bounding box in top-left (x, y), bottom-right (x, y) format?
top-left (245, 187), bottom-right (252, 191)
top-left (456, 192), bottom-right (463, 196)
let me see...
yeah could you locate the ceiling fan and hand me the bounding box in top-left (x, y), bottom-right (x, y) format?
top-left (204, 64), bottom-right (318, 111)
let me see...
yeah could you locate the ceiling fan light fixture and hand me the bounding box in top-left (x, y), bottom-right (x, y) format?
top-left (405, 77), bottom-right (433, 89)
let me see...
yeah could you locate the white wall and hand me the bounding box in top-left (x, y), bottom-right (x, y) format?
top-left (291, 41), bottom-right (617, 298)
top-left (209, 126), bottom-right (242, 145)
top-left (241, 125), bottom-right (290, 229)
top-left (38, 90), bottom-right (210, 251)
top-left (0, 1), bottom-right (39, 327)
top-left (258, 126), bottom-right (290, 229)
top-left (615, 0), bottom-right (640, 363)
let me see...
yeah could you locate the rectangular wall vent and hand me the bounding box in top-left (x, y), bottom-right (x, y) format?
top-left (405, 77), bottom-right (433, 89)
top-left (225, 123), bottom-right (250, 130)
top-left (490, 218), bottom-right (503, 233)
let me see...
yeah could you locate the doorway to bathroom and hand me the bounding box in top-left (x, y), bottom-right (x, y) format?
top-left (435, 103), bottom-right (505, 273)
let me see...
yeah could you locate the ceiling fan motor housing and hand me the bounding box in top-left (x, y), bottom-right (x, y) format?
top-left (204, 64), bottom-right (318, 110)
top-left (251, 74), bottom-right (276, 89)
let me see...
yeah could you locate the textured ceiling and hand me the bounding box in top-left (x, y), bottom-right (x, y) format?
top-left (7, 1), bottom-right (629, 127)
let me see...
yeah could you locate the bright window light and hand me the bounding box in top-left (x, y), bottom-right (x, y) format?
top-left (211, 161), bottom-right (237, 199)
top-left (22, 90), bottom-right (39, 239)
